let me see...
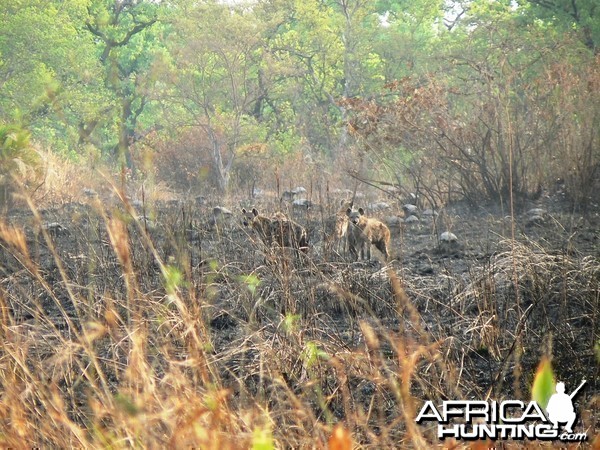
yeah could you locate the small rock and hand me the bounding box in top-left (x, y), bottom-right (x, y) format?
top-left (210, 206), bottom-right (233, 230)
top-left (439, 231), bottom-right (459, 253)
top-left (384, 216), bottom-right (403, 228)
top-left (332, 188), bottom-right (353, 197)
top-left (402, 204), bottom-right (419, 216)
top-left (440, 231), bottom-right (458, 243)
top-left (526, 215), bottom-right (546, 227)
top-left (293, 198), bottom-right (313, 209)
top-left (422, 208), bottom-right (439, 217)
top-left (44, 222), bottom-right (69, 236)
top-left (292, 186), bottom-right (307, 195)
top-left (82, 188), bottom-right (98, 198)
top-left (527, 208), bottom-right (546, 217)
top-left (525, 208), bottom-right (548, 227)
top-left (368, 202), bottom-right (391, 212)
top-left (281, 191), bottom-right (295, 202)
top-left (212, 206), bottom-right (233, 217)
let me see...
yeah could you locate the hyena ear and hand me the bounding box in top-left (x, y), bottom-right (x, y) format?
top-left (241, 208), bottom-right (247, 214)
top-left (358, 207), bottom-right (365, 215)
top-left (252, 208), bottom-right (259, 216)
top-left (346, 207), bottom-right (352, 216)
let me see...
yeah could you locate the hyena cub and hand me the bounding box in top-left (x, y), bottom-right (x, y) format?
top-left (242, 208), bottom-right (309, 252)
top-left (346, 207), bottom-right (391, 261)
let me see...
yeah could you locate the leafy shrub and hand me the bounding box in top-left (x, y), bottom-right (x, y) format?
top-left (0, 124), bottom-right (42, 210)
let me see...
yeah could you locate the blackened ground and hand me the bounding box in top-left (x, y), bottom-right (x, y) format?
top-left (0, 191), bottom-right (598, 444)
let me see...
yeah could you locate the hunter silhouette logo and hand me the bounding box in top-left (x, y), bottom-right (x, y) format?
top-left (415, 379), bottom-right (588, 442)
top-left (546, 380), bottom-right (586, 433)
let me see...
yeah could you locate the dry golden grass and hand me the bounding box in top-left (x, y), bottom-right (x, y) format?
top-left (0, 175), bottom-right (597, 448)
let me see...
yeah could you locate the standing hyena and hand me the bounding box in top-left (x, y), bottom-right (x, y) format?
top-left (324, 200), bottom-right (352, 256)
top-left (242, 208), bottom-right (272, 245)
top-left (242, 208), bottom-right (309, 252)
top-left (346, 207), bottom-right (391, 261)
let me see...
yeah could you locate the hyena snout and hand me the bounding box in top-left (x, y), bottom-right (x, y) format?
top-left (346, 208), bottom-right (362, 225)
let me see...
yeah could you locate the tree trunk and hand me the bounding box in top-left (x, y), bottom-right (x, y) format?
top-left (209, 130), bottom-right (231, 193)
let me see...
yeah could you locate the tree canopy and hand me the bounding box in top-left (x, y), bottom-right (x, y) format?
top-left (0, 0), bottom-right (597, 201)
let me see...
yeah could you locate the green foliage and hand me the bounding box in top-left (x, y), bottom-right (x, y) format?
top-left (0, 124), bottom-right (41, 181)
top-left (0, 0), bottom-right (106, 155)
top-left (263, 0), bottom-right (389, 156)
top-left (84, 0), bottom-right (167, 164)
top-left (531, 357), bottom-right (555, 409)
top-left (252, 425), bottom-right (274, 450)
top-left (114, 393), bottom-right (140, 417)
top-left (0, 0), bottom-right (596, 197)
top-left (343, 0), bottom-right (598, 203)
top-left (282, 314), bottom-right (301, 334)
top-left (375, 0), bottom-right (444, 78)
top-left (239, 274), bottom-right (261, 296)
top-left (301, 341), bottom-right (329, 369)
top-left (517, 0), bottom-right (600, 51)
top-left (0, 124), bottom-right (41, 209)
top-left (162, 265), bottom-right (186, 296)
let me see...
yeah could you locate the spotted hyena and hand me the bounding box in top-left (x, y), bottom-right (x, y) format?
top-left (242, 208), bottom-right (272, 245)
top-left (346, 207), bottom-right (391, 261)
top-left (324, 200), bottom-right (352, 255)
top-left (270, 214), bottom-right (309, 251)
top-left (242, 208), bottom-right (308, 252)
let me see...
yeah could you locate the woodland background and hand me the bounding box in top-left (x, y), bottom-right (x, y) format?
top-left (0, 0), bottom-right (598, 206)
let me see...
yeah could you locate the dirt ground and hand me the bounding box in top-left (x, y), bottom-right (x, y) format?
top-left (1, 187), bottom-right (598, 445)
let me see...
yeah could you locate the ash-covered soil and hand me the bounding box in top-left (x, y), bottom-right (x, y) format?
top-left (1, 191), bottom-right (598, 442)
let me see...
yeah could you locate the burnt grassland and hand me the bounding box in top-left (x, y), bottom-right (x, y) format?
top-left (0, 189), bottom-right (598, 448)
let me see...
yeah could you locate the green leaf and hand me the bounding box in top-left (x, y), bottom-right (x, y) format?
top-left (114, 393), bottom-right (140, 417)
top-left (531, 356), bottom-right (555, 409)
top-left (301, 341), bottom-right (329, 368)
top-left (162, 265), bottom-right (185, 295)
top-left (282, 313), bottom-right (301, 334)
top-left (238, 274), bottom-right (261, 295)
top-left (251, 425), bottom-right (274, 450)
